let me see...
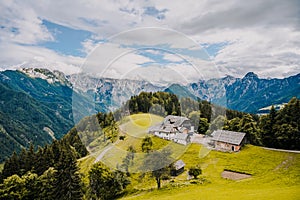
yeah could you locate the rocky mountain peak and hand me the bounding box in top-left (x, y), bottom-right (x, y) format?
top-left (18, 68), bottom-right (71, 87)
top-left (243, 72), bottom-right (259, 80)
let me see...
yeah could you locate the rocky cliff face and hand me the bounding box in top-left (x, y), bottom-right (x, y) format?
top-left (68, 71), bottom-right (300, 114)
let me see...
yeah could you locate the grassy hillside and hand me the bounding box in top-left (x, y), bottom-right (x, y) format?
top-left (77, 113), bottom-right (300, 199)
top-left (121, 144), bottom-right (300, 200)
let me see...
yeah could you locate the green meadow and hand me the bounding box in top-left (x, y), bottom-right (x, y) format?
top-left (121, 144), bottom-right (300, 200)
top-left (78, 114), bottom-right (300, 200)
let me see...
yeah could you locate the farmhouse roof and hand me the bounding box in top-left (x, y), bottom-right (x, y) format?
top-left (164, 115), bottom-right (189, 127)
top-left (211, 130), bottom-right (246, 145)
top-left (174, 160), bottom-right (185, 170)
top-left (148, 124), bottom-right (162, 133)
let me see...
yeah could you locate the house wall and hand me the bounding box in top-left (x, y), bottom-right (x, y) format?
top-left (183, 129), bottom-right (188, 134)
top-left (215, 141), bottom-right (240, 152)
top-left (173, 139), bottom-right (187, 145)
top-left (155, 132), bottom-right (175, 140)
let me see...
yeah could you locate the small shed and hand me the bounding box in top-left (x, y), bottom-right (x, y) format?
top-left (171, 160), bottom-right (186, 176)
top-left (211, 130), bottom-right (246, 152)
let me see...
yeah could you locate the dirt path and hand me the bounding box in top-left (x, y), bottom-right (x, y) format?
top-left (94, 138), bottom-right (121, 163)
top-left (221, 170), bottom-right (251, 180)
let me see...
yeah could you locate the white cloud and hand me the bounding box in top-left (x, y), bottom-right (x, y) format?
top-left (0, 1), bottom-right (54, 44)
top-left (0, 0), bottom-right (299, 79)
top-left (0, 42), bottom-right (82, 74)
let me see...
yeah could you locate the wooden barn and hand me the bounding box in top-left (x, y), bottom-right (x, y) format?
top-left (211, 130), bottom-right (246, 152)
top-left (171, 160), bottom-right (186, 176)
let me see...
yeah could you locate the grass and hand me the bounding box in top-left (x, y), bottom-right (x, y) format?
top-left (121, 184), bottom-right (300, 200)
top-left (78, 155), bottom-right (95, 184)
top-left (78, 113), bottom-right (168, 173)
top-left (120, 144), bottom-right (300, 200)
top-left (77, 113), bottom-right (300, 200)
top-left (120, 113), bottom-right (163, 138)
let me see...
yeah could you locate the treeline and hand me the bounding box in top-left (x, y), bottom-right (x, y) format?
top-left (127, 92), bottom-right (247, 123)
top-left (0, 128), bottom-right (87, 199)
top-left (128, 91), bottom-right (181, 116)
top-left (0, 113), bottom-right (130, 200)
top-left (224, 97), bottom-right (300, 149)
top-left (259, 97), bottom-right (299, 149)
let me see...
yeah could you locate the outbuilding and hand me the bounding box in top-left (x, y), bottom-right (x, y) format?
top-left (171, 160), bottom-right (186, 176)
top-left (211, 130), bottom-right (246, 152)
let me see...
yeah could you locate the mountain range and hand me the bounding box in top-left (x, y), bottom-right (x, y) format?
top-left (69, 71), bottom-right (299, 114)
top-left (0, 68), bottom-right (299, 161)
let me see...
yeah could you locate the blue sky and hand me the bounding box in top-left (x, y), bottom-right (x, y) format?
top-left (41, 20), bottom-right (221, 61)
top-left (0, 0), bottom-right (299, 80)
top-left (41, 20), bottom-right (92, 57)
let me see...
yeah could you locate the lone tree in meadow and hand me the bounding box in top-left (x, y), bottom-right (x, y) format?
top-left (188, 165), bottom-right (202, 179)
top-left (141, 148), bottom-right (173, 189)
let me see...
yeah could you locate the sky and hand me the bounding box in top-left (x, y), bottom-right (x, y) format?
top-left (0, 0), bottom-right (299, 82)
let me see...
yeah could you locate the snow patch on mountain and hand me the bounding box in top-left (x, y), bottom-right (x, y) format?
top-left (18, 68), bottom-right (71, 86)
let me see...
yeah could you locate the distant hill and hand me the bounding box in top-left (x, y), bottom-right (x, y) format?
top-left (163, 84), bottom-right (197, 100)
top-left (0, 69), bottom-right (94, 162)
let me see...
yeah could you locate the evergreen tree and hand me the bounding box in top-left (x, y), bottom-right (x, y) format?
top-left (198, 118), bottom-right (209, 134)
top-left (238, 114), bottom-right (260, 145)
top-left (37, 167), bottom-right (57, 200)
top-left (1, 151), bottom-right (20, 180)
top-left (63, 127), bottom-right (88, 158)
top-left (54, 143), bottom-right (83, 200)
top-left (88, 162), bottom-right (129, 200)
top-left (223, 117), bottom-right (241, 132)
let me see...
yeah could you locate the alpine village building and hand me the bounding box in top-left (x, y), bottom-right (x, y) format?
top-left (211, 130), bottom-right (246, 152)
top-left (148, 115), bottom-right (194, 145)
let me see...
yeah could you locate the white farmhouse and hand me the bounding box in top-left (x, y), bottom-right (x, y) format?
top-left (148, 115), bottom-right (194, 145)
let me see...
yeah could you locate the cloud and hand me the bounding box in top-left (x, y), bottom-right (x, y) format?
top-left (0, 42), bottom-right (82, 74)
top-left (0, 0), bottom-right (300, 80)
top-left (203, 27), bottom-right (300, 78)
top-left (0, 1), bottom-right (54, 44)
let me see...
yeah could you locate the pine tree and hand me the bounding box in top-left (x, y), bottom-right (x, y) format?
top-left (1, 151), bottom-right (20, 180)
top-left (54, 143), bottom-right (83, 200)
top-left (38, 167), bottom-right (57, 200)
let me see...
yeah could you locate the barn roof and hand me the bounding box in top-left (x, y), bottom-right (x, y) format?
top-left (211, 130), bottom-right (246, 145)
top-left (174, 160), bottom-right (185, 170)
